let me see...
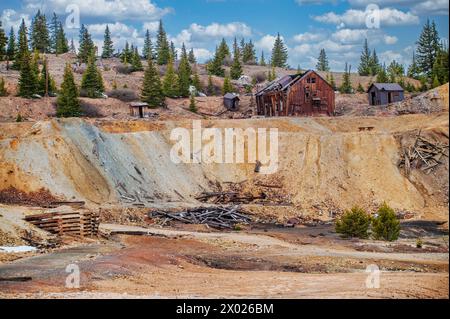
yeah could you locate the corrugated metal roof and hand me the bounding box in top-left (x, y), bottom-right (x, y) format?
top-left (371, 83), bottom-right (404, 91)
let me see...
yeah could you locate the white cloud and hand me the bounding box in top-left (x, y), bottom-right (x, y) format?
top-left (189, 22), bottom-right (252, 39)
top-left (142, 21), bottom-right (160, 33)
top-left (255, 34), bottom-right (282, 53)
top-left (313, 7), bottom-right (419, 27)
top-left (87, 22), bottom-right (138, 38)
top-left (384, 35), bottom-right (398, 45)
top-left (0, 9), bottom-right (31, 32)
top-left (411, 0), bottom-right (449, 16)
top-left (332, 29), bottom-right (368, 43)
top-left (293, 32), bottom-right (325, 43)
top-left (23, 0), bottom-right (171, 21)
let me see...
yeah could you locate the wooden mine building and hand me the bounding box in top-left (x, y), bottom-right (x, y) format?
top-left (256, 70), bottom-right (335, 117)
top-left (367, 83), bottom-right (405, 106)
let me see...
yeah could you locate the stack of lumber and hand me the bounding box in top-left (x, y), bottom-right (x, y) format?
top-left (149, 206), bottom-right (252, 229)
top-left (25, 211), bottom-right (100, 237)
top-left (400, 134), bottom-right (449, 175)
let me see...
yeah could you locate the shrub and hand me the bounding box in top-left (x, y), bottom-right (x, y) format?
top-left (0, 77), bottom-right (8, 96)
top-left (252, 71), bottom-right (267, 84)
top-left (106, 89), bottom-right (138, 102)
top-left (115, 64), bottom-right (134, 75)
top-left (416, 238), bottom-right (423, 249)
top-left (335, 206), bottom-right (371, 239)
top-left (16, 114), bottom-right (24, 122)
top-left (372, 203), bottom-right (400, 242)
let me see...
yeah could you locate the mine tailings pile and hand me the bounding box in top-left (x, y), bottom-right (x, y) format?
top-left (0, 113), bottom-right (448, 217)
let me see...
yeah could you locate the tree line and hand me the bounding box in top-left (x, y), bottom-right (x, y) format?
top-left (315, 19), bottom-right (448, 93)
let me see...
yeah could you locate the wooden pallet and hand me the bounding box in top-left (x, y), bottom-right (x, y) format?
top-left (25, 211), bottom-right (99, 238)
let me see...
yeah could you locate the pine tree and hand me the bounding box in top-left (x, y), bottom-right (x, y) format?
top-left (207, 74), bottom-right (215, 96)
top-left (81, 53), bottom-right (104, 98)
top-left (156, 20), bottom-right (170, 65)
top-left (387, 60), bottom-right (405, 83)
top-left (13, 19), bottom-right (29, 70)
top-left (316, 48), bottom-right (329, 72)
top-left (6, 27), bottom-right (16, 61)
top-left (357, 83), bottom-right (365, 93)
top-left (141, 57), bottom-right (164, 108)
top-left (0, 77), bottom-right (7, 96)
top-left (178, 43), bottom-right (192, 97)
top-left (370, 49), bottom-right (381, 75)
top-left (222, 76), bottom-right (233, 94)
top-left (31, 49), bottom-right (40, 82)
top-left (376, 64), bottom-right (389, 83)
top-left (329, 73), bottom-right (336, 90)
top-left (70, 38), bottom-right (76, 54)
top-left (358, 39), bottom-right (372, 76)
top-left (242, 40), bottom-right (256, 65)
top-left (339, 63), bottom-right (353, 94)
top-left (55, 22), bottom-right (69, 54)
top-left (18, 51), bottom-right (38, 98)
top-left (208, 47), bottom-right (225, 77)
top-left (407, 52), bottom-right (421, 79)
top-left (162, 56), bottom-right (179, 98)
top-left (192, 67), bottom-right (202, 92)
top-left (78, 24), bottom-right (95, 63)
top-left (102, 25), bottom-right (114, 58)
top-left (131, 47), bottom-right (143, 71)
top-left (230, 38), bottom-right (243, 80)
top-left (170, 41), bottom-right (177, 60)
top-left (30, 10), bottom-right (50, 53)
top-left (431, 45), bottom-right (449, 85)
top-left (260, 51), bottom-right (266, 66)
top-left (432, 74), bottom-right (441, 88)
top-left (188, 48), bottom-right (196, 64)
top-left (0, 20), bottom-right (6, 61)
top-left (38, 57), bottom-right (56, 96)
top-left (271, 33), bottom-right (288, 68)
top-left (217, 38), bottom-right (230, 64)
top-left (416, 19), bottom-right (440, 76)
top-left (49, 13), bottom-right (59, 53)
top-left (57, 64), bottom-right (81, 118)
top-left (189, 94), bottom-right (197, 113)
top-left (121, 41), bottom-right (132, 64)
top-left (143, 29), bottom-right (154, 60)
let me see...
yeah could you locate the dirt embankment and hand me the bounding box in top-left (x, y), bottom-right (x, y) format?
top-left (0, 112), bottom-right (448, 219)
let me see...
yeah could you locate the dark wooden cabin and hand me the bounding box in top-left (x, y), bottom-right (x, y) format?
top-left (223, 93), bottom-right (240, 111)
top-left (368, 83), bottom-right (405, 106)
top-left (255, 70), bottom-right (335, 117)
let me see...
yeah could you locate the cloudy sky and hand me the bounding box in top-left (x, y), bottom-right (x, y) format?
top-left (0, 0), bottom-right (448, 71)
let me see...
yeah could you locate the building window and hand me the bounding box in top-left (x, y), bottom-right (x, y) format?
top-left (311, 78), bottom-right (316, 83)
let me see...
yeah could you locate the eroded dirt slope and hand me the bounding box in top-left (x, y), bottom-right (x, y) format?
top-left (1, 113), bottom-right (448, 218)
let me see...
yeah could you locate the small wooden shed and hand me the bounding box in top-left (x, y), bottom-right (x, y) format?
top-left (129, 102), bottom-right (150, 118)
top-left (368, 83), bottom-right (405, 106)
top-left (223, 93), bottom-right (240, 111)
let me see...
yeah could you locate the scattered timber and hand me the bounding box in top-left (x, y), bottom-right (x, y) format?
top-left (149, 206), bottom-right (252, 229)
top-left (399, 133), bottom-right (449, 175)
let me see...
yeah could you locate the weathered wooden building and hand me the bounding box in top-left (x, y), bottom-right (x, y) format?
top-left (368, 83), bottom-right (405, 106)
top-left (255, 70), bottom-right (335, 117)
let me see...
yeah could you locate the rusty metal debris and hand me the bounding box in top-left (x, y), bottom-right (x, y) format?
top-left (0, 187), bottom-right (58, 207)
top-left (399, 133), bottom-right (449, 175)
top-left (149, 206), bottom-right (252, 229)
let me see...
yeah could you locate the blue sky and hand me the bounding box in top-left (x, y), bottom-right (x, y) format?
top-left (0, 0), bottom-right (448, 71)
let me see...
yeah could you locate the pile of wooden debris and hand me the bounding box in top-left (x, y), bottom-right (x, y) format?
top-left (149, 206), bottom-right (252, 229)
top-left (399, 133), bottom-right (449, 175)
